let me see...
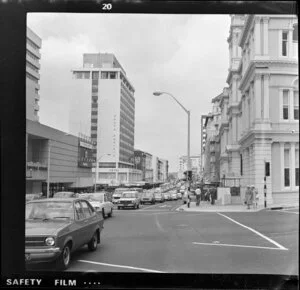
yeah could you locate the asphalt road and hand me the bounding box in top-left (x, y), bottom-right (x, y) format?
top-left (28, 200), bottom-right (299, 275)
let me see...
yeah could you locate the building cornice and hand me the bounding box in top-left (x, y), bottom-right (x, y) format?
top-left (239, 15), bottom-right (254, 47)
top-left (239, 59), bottom-right (298, 92)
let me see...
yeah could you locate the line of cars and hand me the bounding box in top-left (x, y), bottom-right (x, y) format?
top-left (111, 186), bottom-right (182, 209)
top-left (25, 191), bottom-right (114, 270)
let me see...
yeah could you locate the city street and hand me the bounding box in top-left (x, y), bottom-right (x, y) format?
top-left (27, 201), bottom-right (298, 275)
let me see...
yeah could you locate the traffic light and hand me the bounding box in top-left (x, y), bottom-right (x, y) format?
top-left (265, 162), bottom-right (270, 177)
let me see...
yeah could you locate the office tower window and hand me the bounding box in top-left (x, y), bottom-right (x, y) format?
top-left (110, 72), bottom-right (116, 79)
top-left (283, 90), bottom-right (289, 120)
top-left (92, 72), bottom-right (99, 79)
top-left (282, 31), bottom-right (288, 56)
top-left (284, 148), bottom-right (290, 187)
top-left (101, 72), bottom-right (108, 79)
top-left (294, 91), bottom-right (299, 120)
top-left (240, 154), bottom-right (243, 176)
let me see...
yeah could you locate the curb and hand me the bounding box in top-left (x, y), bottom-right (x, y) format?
top-left (267, 205), bottom-right (299, 210)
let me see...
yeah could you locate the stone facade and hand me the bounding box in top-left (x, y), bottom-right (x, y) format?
top-left (222, 14), bottom-right (298, 205)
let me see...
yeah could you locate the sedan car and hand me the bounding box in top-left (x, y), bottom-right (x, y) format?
top-left (171, 192), bottom-right (178, 200)
top-left (164, 192), bottom-right (171, 201)
top-left (118, 191), bottom-right (140, 209)
top-left (154, 192), bottom-right (165, 203)
top-left (25, 197), bottom-right (104, 270)
top-left (80, 192), bottom-right (114, 218)
top-left (141, 191), bottom-right (155, 204)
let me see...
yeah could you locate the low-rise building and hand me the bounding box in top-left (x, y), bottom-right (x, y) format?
top-left (26, 119), bottom-right (94, 196)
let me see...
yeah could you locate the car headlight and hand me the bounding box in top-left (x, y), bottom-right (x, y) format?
top-left (45, 237), bottom-right (55, 246)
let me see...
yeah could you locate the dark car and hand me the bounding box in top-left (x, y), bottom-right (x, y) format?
top-left (25, 197), bottom-right (104, 270)
top-left (140, 191), bottom-right (155, 205)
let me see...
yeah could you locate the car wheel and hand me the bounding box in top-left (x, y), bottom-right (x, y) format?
top-left (102, 209), bottom-right (106, 219)
top-left (88, 231), bottom-right (98, 251)
top-left (56, 243), bottom-right (71, 270)
top-left (108, 208), bottom-right (113, 217)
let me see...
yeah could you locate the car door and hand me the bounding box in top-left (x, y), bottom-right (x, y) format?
top-left (73, 201), bottom-right (88, 248)
top-left (78, 200), bottom-right (95, 244)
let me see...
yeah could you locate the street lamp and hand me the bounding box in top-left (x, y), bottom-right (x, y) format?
top-left (94, 153), bottom-right (111, 192)
top-left (153, 91), bottom-right (191, 187)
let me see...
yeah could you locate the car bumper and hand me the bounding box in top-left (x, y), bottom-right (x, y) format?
top-left (25, 247), bottom-right (61, 264)
top-left (118, 204), bottom-right (135, 207)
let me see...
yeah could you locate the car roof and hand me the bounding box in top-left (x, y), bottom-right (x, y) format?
top-left (26, 197), bottom-right (88, 203)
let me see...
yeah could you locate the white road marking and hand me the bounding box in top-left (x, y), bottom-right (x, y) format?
top-left (155, 214), bottom-right (165, 232)
top-left (279, 210), bottom-right (299, 215)
top-left (77, 260), bottom-right (165, 273)
top-left (139, 204), bottom-right (159, 210)
top-left (192, 242), bottom-right (288, 251)
top-left (217, 212), bottom-right (288, 250)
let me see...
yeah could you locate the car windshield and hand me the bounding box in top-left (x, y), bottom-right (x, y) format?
top-left (26, 201), bottom-right (74, 220)
top-left (122, 192), bottom-right (136, 198)
top-left (142, 193), bottom-right (152, 197)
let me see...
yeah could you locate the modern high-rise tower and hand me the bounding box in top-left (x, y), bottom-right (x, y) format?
top-left (26, 27), bottom-right (42, 122)
top-left (70, 53), bottom-right (142, 185)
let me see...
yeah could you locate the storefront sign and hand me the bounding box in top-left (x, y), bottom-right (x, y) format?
top-left (79, 141), bottom-right (94, 150)
top-left (78, 140), bottom-right (95, 168)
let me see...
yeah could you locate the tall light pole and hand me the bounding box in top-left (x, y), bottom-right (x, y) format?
top-left (47, 140), bottom-right (51, 198)
top-left (94, 153), bottom-right (111, 192)
top-left (153, 91), bottom-right (191, 187)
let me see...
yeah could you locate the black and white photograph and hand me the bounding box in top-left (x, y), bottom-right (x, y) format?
top-left (1, 1), bottom-right (299, 289)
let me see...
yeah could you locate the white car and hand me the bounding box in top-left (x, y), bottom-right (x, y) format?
top-left (80, 192), bottom-right (114, 218)
top-left (171, 192), bottom-right (178, 200)
top-left (177, 192), bottom-right (182, 199)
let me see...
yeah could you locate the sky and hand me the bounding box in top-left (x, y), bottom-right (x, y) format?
top-left (27, 13), bottom-right (231, 172)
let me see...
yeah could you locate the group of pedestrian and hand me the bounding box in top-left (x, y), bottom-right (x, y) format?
top-left (244, 185), bottom-right (259, 209)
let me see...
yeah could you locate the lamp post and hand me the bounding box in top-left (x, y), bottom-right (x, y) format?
top-left (94, 153), bottom-right (111, 192)
top-left (153, 91), bottom-right (191, 187)
top-left (47, 140), bottom-right (51, 198)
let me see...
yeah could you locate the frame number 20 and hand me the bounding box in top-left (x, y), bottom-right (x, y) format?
top-left (102, 3), bottom-right (112, 10)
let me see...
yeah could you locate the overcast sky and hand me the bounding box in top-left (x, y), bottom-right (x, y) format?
top-left (27, 13), bottom-right (231, 172)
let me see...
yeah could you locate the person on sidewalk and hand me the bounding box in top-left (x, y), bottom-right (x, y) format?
top-left (244, 185), bottom-right (254, 209)
top-left (187, 188), bottom-right (191, 208)
top-left (195, 187), bottom-right (201, 206)
top-left (251, 185), bottom-right (258, 209)
top-left (183, 189), bottom-right (188, 205)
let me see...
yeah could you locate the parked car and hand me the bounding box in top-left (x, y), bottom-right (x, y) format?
top-left (26, 193), bottom-right (44, 203)
top-left (25, 197), bottom-right (104, 270)
top-left (52, 191), bottom-right (79, 199)
top-left (171, 192), bottom-right (178, 200)
top-left (118, 191), bottom-right (140, 209)
top-left (80, 192), bottom-right (114, 218)
top-left (177, 192), bottom-right (182, 199)
top-left (141, 191), bottom-right (155, 204)
top-left (164, 192), bottom-right (171, 201)
top-left (154, 192), bottom-right (165, 203)
top-left (112, 188), bottom-right (128, 204)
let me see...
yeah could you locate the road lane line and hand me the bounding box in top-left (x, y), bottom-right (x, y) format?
top-left (217, 213), bottom-right (288, 250)
top-left (280, 210), bottom-right (299, 215)
top-left (77, 260), bottom-right (165, 273)
top-left (192, 242), bottom-right (288, 251)
top-left (140, 204), bottom-right (160, 210)
top-left (154, 214), bottom-right (165, 232)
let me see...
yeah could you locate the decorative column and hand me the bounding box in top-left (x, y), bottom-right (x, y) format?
top-left (289, 89), bottom-right (294, 120)
top-left (262, 17), bottom-right (269, 55)
top-left (254, 74), bottom-right (262, 122)
top-left (291, 143), bottom-right (296, 189)
top-left (280, 142), bottom-right (285, 191)
top-left (254, 17), bottom-right (261, 55)
top-left (288, 29), bottom-right (293, 58)
top-left (263, 74), bottom-right (270, 119)
top-left (232, 115), bottom-right (237, 143)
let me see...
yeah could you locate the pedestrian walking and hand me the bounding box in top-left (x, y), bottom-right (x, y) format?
top-left (244, 185), bottom-right (254, 209)
top-left (187, 188), bottom-right (191, 208)
top-left (183, 189), bottom-right (188, 205)
top-left (251, 185), bottom-right (259, 209)
top-left (195, 187), bottom-right (201, 206)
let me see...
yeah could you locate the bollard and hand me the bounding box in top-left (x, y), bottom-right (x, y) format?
top-left (264, 176), bottom-right (267, 208)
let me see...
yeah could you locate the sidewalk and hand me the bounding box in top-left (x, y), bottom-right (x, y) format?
top-left (176, 201), bottom-right (299, 212)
